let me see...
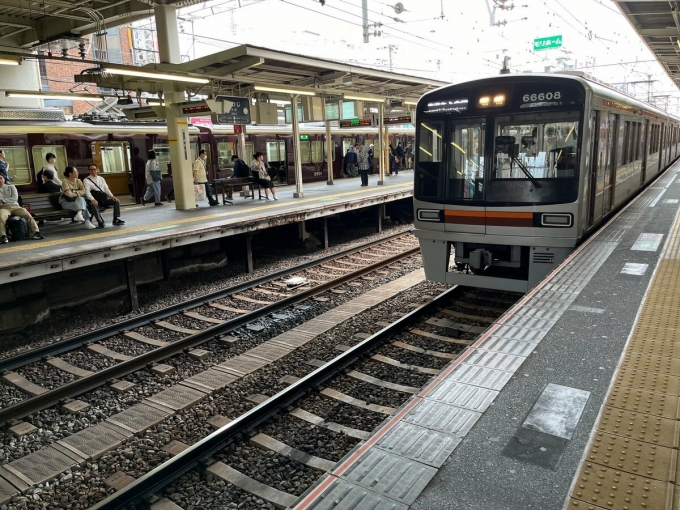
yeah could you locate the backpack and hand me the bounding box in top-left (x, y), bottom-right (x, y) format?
top-left (6, 216), bottom-right (29, 241)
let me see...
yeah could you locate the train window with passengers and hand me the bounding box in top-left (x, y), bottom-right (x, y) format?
top-left (32, 145), bottom-right (67, 180)
top-left (217, 142), bottom-right (236, 170)
top-left (493, 112), bottom-right (579, 180)
top-left (0, 147), bottom-right (30, 185)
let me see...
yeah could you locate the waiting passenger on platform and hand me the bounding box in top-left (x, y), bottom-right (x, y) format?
top-left (231, 155), bottom-right (250, 178)
top-left (142, 150), bottom-right (163, 206)
top-left (396, 143), bottom-right (405, 170)
top-left (84, 164), bottom-right (125, 226)
top-left (37, 153), bottom-right (62, 186)
top-left (193, 149), bottom-right (218, 207)
top-left (0, 150), bottom-right (9, 183)
top-left (0, 174), bottom-right (43, 243)
top-left (357, 145), bottom-right (370, 187)
top-left (38, 169), bottom-right (61, 193)
top-left (61, 166), bottom-right (97, 229)
top-left (251, 152), bottom-right (278, 200)
top-left (367, 144), bottom-right (374, 172)
top-left (344, 147), bottom-right (357, 177)
top-left (405, 143), bottom-right (413, 169)
top-left (389, 144), bottom-right (399, 175)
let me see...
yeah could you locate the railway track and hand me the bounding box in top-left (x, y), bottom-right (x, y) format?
top-left (0, 232), bottom-right (419, 428)
top-left (84, 283), bottom-right (520, 510)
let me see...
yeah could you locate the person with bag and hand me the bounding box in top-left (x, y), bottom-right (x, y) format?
top-left (193, 149), bottom-right (218, 207)
top-left (0, 174), bottom-right (43, 244)
top-left (84, 164), bottom-right (125, 226)
top-left (231, 155), bottom-right (249, 178)
top-left (61, 167), bottom-right (97, 229)
top-left (38, 169), bottom-right (61, 193)
top-left (251, 152), bottom-right (278, 200)
top-left (142, 150), bottom-right (162, 206)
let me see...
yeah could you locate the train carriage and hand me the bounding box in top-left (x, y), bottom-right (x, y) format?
top-left (414, 72), bottom-right (680, 293)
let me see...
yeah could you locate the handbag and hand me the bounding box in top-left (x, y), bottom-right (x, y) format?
top-left (150, 169), bottom-right (162, 182)
top-left (194, 184), bottom-right (206, 201)
top-left (61, 193), bottom-right (77, 202)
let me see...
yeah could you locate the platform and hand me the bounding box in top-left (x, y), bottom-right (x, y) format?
top-left (0, 174), bottom-right (412, 285)
top-left (291, 163), bottom-right (680, 510)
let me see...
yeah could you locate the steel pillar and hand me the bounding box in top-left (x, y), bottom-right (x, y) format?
top-left (378, 102), bottom-right (386, 185)
top-left (292, 94), bottom-right (304, 198)
top-left (245, 234), bottom-right (254, 274)
top-left (323, 217), bottom-right (329, 249)
top-left (377, 204), bottom-right (384, 233)
top-left (125, 258), bottom-right (139, 312)
top-left (326, 119), bottom-right (334, 185)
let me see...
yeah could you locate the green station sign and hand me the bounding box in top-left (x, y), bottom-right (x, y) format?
top-left (299, 134), bottom-right (310, 141)
top-left (534, 35), bottom-right (562, 51)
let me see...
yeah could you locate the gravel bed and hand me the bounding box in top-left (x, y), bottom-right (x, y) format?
top-left (300, 394), bottom-right (386, 432)
top-left (163, 315), bottom-right (210, 331)
top-left (133, 325), bottom-right (185, 342)
top-left (190, 305), bottom-right (238, 321)
top-left (17, 361), bottom-right (77, 390)
top-left (399, 332), bottom-right (467, 354)
top-left (356, 359), bottom-right (434, 388)
top-left (328, 375), bottom-right (409, 408)
top-left (446, 301), bottom-right (503, 319)
top-left (379, 343), bottom-right (450, 370)
top-left (61, 349), bottom-right (119, 372)
top-left (166, 471), bottom-right (266, 510)
top-left (215, 443), bottom-right (320, 497)
top-left (101, 336), bottom-right (156, 357)
top-left (0, 381), bottom-right (26, 409)
top-left (214, 297), bottom-right (262, 311)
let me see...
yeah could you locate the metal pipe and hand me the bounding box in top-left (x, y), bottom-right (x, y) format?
top-left (292, 93), bottom-right (304, 198)
top-left (378, 101), bottom-right (385, 184)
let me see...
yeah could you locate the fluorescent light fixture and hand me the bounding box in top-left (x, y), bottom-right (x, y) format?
top-left (147, 99), bottom-right (166, 106)
top-left (6, 91), bottom-right (105, 101)
top-left (0, 58), bottom-right (19, 66)
top-left (403, 100), bottom-right (418, 106)
top-left (102, 67), bottom-right (209, 84)
top-left (344, 94), bottom-right (384, 102)
top-left (253, 84), bottom-right (317, 96)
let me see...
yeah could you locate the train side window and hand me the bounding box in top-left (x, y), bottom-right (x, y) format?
top-left (622, 121), bottom-right (630, 165)
top-left (32, 145), bottom-right (67, 179)
top-left (217, 142), bottom-right (236, 170)
top-left (152, 145), bottom-right (171, 173)
top-left (91, 142), bottom-right (130, 173)
top-left (245, 143), bottom-right (254, 164)
top-left (300, 141), bottom-right (311, 164)
top-left (342, 139), bottom-right (356, 154)
top-left (311, 141), bottom-right (324, 163)
top-left (0, 147), bottom-right (30, 185)
top-left (449, 122), bottom-right (485, 199)
top-left (415, 121), bottom-right (444, 201)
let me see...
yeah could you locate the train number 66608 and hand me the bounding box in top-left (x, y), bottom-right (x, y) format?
top-left (523, 92), bottom-right (561, 102)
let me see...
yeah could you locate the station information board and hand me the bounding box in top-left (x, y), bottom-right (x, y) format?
top-left (383, 114), bottom-right (412, 125)
top-left (212, 95), bottom-right (251, 125)
top-left (339, 118), bottom-right (372, 128)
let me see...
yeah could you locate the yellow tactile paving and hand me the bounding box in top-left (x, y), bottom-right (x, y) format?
top-left (568, 209), bottom-right (680, 510)
top-left (0, 184), bottom-right (406, 254)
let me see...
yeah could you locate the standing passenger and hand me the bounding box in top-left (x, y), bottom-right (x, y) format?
top-left (61, 166), bottom-right (96, 229)
top-left (357, 145), bottom-right (370, 187)
top-left (193, 149), bottom-right (218, 207)
top-left (251, 152), bottom-right (278, 200)
top-left (396, 143), bottom-right (404, 171)
top-left (142, 150), bottom-right (162, 206)
top-left (132, 147), bottom-right (146, 203)
top-left (367, 144), bottom-right (374, 173)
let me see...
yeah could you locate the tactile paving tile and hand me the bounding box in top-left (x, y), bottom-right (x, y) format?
top-left (621, 351), bottom-right (680, 376)
top-left (402, 398), bottom-right (481, 437)
top-left (583, 432), bottom-right (680, 483)
top-left (486, 323), bottom-right (549, 341)
top-left (373, 421), bottom-right (461, 468)
top-left (293, 475), bottom-right (408, 510)
top-left (425, 379), bottom-right (498, 413)
top-left (6, 447), bottom-right (77, 485)
top-left (606, 386), bottom-right (680, 420)
top-left (182, 368), bottom-right (237, 392)
top-left (106, 403), bottom-right (172, 434)
top-left (478, 336), bottom-right (537, 357)
top-left (626, 336), bottom-right (680, 359)
top-left (58, 423), bottom-right (129, 460)
top-left (613, 366), bottom-right (680, 396)
top-left (597, 407), bottom-right (680, 449)
top-left (145, 384), bottom-right (207, 411)
top-left (446, 364), bottom-right (514, 391)
top-left (339, 449), bottom-right (437, 506)
top-left (571, 462), bottom-right (675, 510)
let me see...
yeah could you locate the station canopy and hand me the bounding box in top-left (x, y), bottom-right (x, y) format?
top-left (614, 0), bottom-right (680, 84)
top-left (77, 44), bottom-right (448, 104)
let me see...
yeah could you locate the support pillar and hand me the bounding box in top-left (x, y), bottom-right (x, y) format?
top-left (238, 131), bottom-right (252, 197)
top-left (323, 217), bottom-right (329, 250)
top-left (161, 251), bottom-right (171, 281)
top-left (298, 221), bottom-right (310, 241)
top-left (155, 3), bottom-right (195, 211)
top-left (378, 102), bottom-right (386, 185)
top-left (326, 119), bottom-right (334, 185)
top-left (292, 94), bottom-right (304, 198)
top-left (377, 204), bottom-right (384, 233)
top-left (125, 258), bottom-right (139, 312)
top-left (245, 234), bottom-right (254, 274)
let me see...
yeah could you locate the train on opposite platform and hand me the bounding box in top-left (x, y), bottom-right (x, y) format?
top-left (0, 109), bottom-right (414, 199)
top-left (414, 72), bottom-right (680, 293)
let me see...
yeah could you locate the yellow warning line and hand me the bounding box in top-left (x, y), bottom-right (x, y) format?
top-left (0, 184), bottom-right (408, 254)
top-left (567, 209), bottom-right (680, 510)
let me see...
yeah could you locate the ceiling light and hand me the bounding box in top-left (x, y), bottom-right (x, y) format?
top-left (253, 85), bottom-right (317, 96)
top-left (146, 99), bottom-right (166, 106)
top-left (102, 67), bottom-right (209, 84)
top-left (0, 58), bottom-right (19, 66)
top-left (403, 100), bottom-right (418, 106)
top-left (6, 91), bottom-right (105, 101)
top-left (344, 94), bottom-right (385, 102)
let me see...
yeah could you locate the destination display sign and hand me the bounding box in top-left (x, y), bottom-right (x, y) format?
top-left (339, 118), bottom-right (372, 128)
top-left (424, 98), bottom-right (468, 114)
top-left (383, 114), bottom-right (412, 125)
top-left (212, 95), bottom-right (251, 125)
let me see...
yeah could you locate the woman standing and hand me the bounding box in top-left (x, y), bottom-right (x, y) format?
top-left (143, 149), bottom-right (163, 206)
top-left (357, 145), bottom-right (369, 187)
top-left (61, 166), bottom-right (96, 229)
top-left (251, 152), bottom-right (278, 200)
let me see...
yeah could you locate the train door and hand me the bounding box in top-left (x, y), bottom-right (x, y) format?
top-left (602, 113), bottom-right (618, 215)
top-left (641, 120), bottom-right (649, 185)
top-left (266, 139), bottom-right (286, 181)
top-left (659, 125), bottom-right (665, 171)
top-left (90, 141), bottom-right (131, 196)
top-left (586, 110), bottom-right (600, 229)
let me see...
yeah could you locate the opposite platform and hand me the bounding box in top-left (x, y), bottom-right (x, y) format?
top-left (290, 162), bottom-right (680, 509)
top-left (0, 173), bottom-right (411, 285)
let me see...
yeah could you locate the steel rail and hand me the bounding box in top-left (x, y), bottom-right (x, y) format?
top-left (0, 245), bottom-right (420, 426)
top-left (90, 285), bottom-right (460, 510)
top-left (0, 230), bottom-right (413, 373)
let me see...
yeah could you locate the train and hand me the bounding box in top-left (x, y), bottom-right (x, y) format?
top-left (413, 72), bottom-right (680, 293)
top-left (0, 109), bottom-right (414, 199)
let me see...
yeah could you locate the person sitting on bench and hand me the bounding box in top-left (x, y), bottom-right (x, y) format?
top-left (84, 164), bottom-right (125, 225)
top-left (0, 174), bottom-right (43, 243)
top-left (231, 155), bottom-right (250, 178)
top-left (61, 166), bottom-right (99, 229)
top-left (251, 152), bottom-right (278, 201)
top-left (38, 169), bottom-right (61, 193)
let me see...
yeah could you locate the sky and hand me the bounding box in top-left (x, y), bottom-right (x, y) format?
top-left (133, 0), bottom-right (680, 113)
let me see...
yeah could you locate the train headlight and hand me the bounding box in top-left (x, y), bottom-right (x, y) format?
top-left (417, 209), bottom-right (441, 222)
top-left (493, 94), bottom-right (505, 106)
top-left (478, 96), bottom-right (490, 107)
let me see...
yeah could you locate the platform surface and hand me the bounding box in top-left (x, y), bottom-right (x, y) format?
top-left (0, 173), bottom-right (411, 284)
top-left (291, 163), bottom-right (680, 510)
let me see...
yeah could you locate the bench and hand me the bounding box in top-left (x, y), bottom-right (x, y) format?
top-left (213, 177), bottom-right (262, 205)
top-left (20, 192), bottom-right (76, 223)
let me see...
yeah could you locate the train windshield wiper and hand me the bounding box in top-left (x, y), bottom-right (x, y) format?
top-left (512, 157), bottom-right (542, 188)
